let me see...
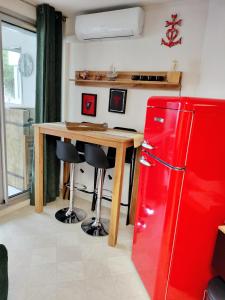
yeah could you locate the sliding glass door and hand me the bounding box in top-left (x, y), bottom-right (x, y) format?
top-left (0, 16), bottom-right (36, 203)
top-left (0, 98), bottom-right (5, 204)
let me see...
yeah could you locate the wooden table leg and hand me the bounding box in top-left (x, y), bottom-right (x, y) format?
top-left (108, 144), bottom-right (126, 247)
top-left (34, 127), bottom-right (44, 213)
top-left (129, 146), bottom-right (141, 225)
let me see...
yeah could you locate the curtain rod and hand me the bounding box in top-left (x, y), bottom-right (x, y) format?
top-left (19, 0), bottom-right (67, 21)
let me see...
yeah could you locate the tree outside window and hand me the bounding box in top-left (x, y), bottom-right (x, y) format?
top-left (3, 49), bottom-right (22, 106)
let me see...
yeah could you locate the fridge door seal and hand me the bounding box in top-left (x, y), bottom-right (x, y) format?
top-left (147, 106), bottom-right (192, 113)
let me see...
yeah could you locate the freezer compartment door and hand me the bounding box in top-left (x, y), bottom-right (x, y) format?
top-left (143, 106), bottom-right (193, 167)
top-left (132, 153), bottom-right (184, 300)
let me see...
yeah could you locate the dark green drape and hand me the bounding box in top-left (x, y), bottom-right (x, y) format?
top-left (31, 4), bottom-right (62, 205)
top-left (0, 244), bottom-right (8, 300)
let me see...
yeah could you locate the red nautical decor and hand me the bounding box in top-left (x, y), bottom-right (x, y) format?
top-left (161, 14), bottom-right (182, 48)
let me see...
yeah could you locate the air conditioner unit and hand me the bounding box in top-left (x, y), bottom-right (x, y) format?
top-left (75, 7), bottom-right (145, 41)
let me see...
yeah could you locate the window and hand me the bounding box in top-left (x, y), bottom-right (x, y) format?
top-left (1, 21), bottom-right (36, 198)
top-left (3, 48), bottom-right (22, 105)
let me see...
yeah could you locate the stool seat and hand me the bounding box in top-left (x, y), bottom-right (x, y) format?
top-left (56, 140), bottom-right (81, 163)
top-left (207, 277), bottom-right (225, 300)
top-left (106, 156), bottom-right (116, 169)
top-left (85, 144), bottom-right (110, 169)
top-left (78, 153), bottom-right (85, 163)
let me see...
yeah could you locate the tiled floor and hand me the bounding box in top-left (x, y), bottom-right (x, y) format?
top-left (0, 198), bottom-right (150, 300)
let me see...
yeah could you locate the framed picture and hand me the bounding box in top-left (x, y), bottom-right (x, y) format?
top-left (108, 89), bottom-right (127, 114)
top-left (81, 93), bottom-right (97, 116)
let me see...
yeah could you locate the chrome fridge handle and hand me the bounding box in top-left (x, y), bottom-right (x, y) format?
top-left (140, 156), bottom-right (152, 167)
top-left (142, 141), bottom-right (155, 150)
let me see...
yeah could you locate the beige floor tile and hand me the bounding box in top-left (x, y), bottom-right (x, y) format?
top-left (8, 265), bottom-right (30, 289)
top-left (81, 242), bottom-right (106, 260)
top-left (28, 263), bottom-right (57, 286)
top-left (26, 284), bottom-right (57, 300)
top-left (121, 294), bottom-right (150, 300)
top-left (8, 287), bottom-right (27, 300)
top-left (0, 198), bottom-right (150, 300)
top-left (56, 231), bottom-right (81, 247)
top-left (113, 272), bottom-right (150, 299)
top-left (28, 234), bottom-right (57, 249)
top-left (83, 258), bottom-right (111, 279)
top-left (56, 280), bottom-right (87, 300)
top-left (107, 255), bottom-right (136, 275)
top-left (57, 261), bottom-right (86, 282)
top-left (56, 245), bottom-right (83, 263)
top-left (31, 246), bottom-right (57, 266)
top-left (85, 275), bottom-right (120, 300)
top-left (8, 249), bottom-right (31, 271)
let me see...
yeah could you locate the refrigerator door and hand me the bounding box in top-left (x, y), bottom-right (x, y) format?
top-left (143, 106), bottom-right (193, 168)
top-left (132, 153), bottom-right (184, 300)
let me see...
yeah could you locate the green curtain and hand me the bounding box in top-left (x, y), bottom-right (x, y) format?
top-left (31, 4), bottom-right (62, 205)
top-left (0, 244), bottom-right (8, 300)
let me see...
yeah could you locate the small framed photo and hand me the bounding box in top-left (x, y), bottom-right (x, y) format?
top-left (108, 89), bottom-right (127, 114)
top-left (81, 93), bottom-right (97, 117)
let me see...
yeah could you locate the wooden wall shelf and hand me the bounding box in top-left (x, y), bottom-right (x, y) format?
top-left (74, 71), bottom-right (182, 90)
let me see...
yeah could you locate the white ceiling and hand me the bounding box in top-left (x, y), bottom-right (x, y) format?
top-left (28, 0), bottom-right (172, 16)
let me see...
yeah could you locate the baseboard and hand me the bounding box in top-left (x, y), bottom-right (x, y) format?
top-left (0, 199), bottom-right (30, 217)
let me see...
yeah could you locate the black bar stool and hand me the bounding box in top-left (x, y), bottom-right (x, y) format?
top-left (55, 140), bottom-right (87, 224)
top-left (62, 140), bottom-right (91, 199)
top-left (81, 144), bottom-right (110, 236)
top-left (206, 277), bottom-right (225, 300)
top-left (91, 127), bottom-right (137, 225)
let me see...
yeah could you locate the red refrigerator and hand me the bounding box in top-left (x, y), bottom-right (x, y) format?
top-left (132, 96), bottom-right (225, 300)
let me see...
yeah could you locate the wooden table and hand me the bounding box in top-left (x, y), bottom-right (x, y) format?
top-left (219, 225), bottom-right (225, 234)
top-left (34, 123), bottom-right (143, 247)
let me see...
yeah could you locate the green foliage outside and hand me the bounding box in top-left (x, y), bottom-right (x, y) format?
top-left (3, 50), bottom-right (15, 100)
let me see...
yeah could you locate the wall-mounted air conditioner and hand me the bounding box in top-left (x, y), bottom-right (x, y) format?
top-left (75, 7), bottom-right (145, 41)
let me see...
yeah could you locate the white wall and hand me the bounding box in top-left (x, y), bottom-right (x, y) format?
top-left (64, 0), bottom-right (210, 130)
top-left (63, 0), bottom-right (210, 206)
top-left (197, 0), bottom-right (225, 98)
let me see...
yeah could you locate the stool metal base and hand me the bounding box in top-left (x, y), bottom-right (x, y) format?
top-left (81, 217), bottom-right (109, 236)
top-left (55, 207), bottom-right (86, 224)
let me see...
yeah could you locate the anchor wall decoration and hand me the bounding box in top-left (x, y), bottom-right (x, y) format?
top-left (161, 14), bottom-right (182, 48)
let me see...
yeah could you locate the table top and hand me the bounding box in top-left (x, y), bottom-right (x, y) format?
top-left (219, 225), bottom-right (225, 234)
top-left (34, 122), bottom-right (144, 148)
